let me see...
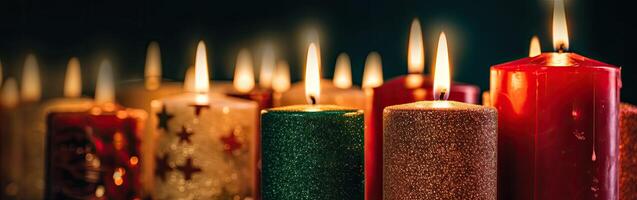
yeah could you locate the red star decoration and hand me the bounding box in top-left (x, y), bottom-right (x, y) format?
top-left (188, 104), bottom-right (210, 117)
top-left (155, 153), bottom-right (173, 181)
top-left (176, 126), bottom-right (194, 144)
top-left (176, 157), bottom-right (202, 181)
top-left (220, 129), bottom-right (243, 154)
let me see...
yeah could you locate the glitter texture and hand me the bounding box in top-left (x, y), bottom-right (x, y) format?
top-left (620, 103), bottom-right (637, 199)
top-left (261, 105), bottom-right (364, 200)
top-left (383, 101), bottom-right (497, 200)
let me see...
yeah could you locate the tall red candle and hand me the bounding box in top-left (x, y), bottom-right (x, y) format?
top-left (365, 18), bottom-right (479, 200)
top-left (490, 1), bottom-right (621, 199)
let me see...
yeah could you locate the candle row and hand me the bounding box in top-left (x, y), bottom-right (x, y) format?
top-left (1, 0), bottom-right (636, 200)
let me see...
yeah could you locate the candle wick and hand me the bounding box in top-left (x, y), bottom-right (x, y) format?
top-left (310, 95), bottom-right (317, 105)
top-left (557, 43), bottom-right (567, 53)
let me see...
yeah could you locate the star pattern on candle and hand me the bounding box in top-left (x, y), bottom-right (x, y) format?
top-left (189, 104), bottom-right (210, 117)
top-left (156, 105), bottom-right (174, 130)
top-left (220, 128), bottom-right (243, 154)
top-left (176, 157), bottom-right (202, 181)
top-left (155, 153), bottom-right (173, 181)
top-left (176, 126), bottom-right (194, 144)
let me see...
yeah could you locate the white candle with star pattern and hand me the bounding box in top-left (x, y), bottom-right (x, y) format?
top-left (149, 41), bottom-right (258, 199)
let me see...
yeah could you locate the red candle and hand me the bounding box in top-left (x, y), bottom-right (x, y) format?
top-left (45, 60), bottom-right (146, 200)
top-left (365, 19), bottom-right (479, 200)
top-left (490, 1), bottom-right (621, 199)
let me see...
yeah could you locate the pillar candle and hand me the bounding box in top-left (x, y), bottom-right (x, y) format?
top-left (490, 1), bottom-right (620, 199)
top-left (224, 48), bottom-right (273, 110)
top-left (45, 60), bottom-right (146, 200)
top-left (150, 41), bottom-right (258, 199)
top-left (366, 19), bottom-right (480, 200)
top-left (0, 78), bottom-right (20, 199)
top-left (620, 103), bottom-right (637, 199)
top-left (383, 33), bottom-right (497, 199)
top-left (261, 43), bottom-right (364, 200)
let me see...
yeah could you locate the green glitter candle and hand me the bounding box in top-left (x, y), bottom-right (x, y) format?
top-left (261, 105), bottom-right (364, 199)
top-left (261, 43), bottom-right (364, 199)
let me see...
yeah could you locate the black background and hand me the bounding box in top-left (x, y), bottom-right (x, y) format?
top-left (0, 0), bottom-right (634, 104)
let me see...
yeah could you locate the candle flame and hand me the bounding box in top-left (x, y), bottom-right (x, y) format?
top-left (552, 0), bottom-right (569, 51)
top-left (1, 78), bottom-right (19, 108)
top-left (145, 41), bottom-right (162, 90)
top-left (433, 32), bottom-right (450, 101)
top-left (362, 52), bottom-right (384, 89)
top-left (408, 18), bottom-right (425, 74)
top-left (194, 41), bottom-right (210, 93)
top-left (95, 59), bottom-right (115, 104)
top-left (272, 60), bottom-right (291, 93)
top-left (64, 57), bottom-right (82, 98)
top-left (233, 49), bottom-right (255, 93)
top-left (529, 36), bottom-right (542, 57)
top-left (21, 54), bottom-right (41, 102)
top-left (305, 43), bottom-right (320, 104)
top-left (259, 43), bottom-right (276, 89)
top-left (184, 66), bottom-right (196, 92)
top-left (333, 53), bottom-right (352, 89)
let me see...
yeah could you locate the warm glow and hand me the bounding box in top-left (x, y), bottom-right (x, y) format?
top-left (408, 18), bottom-right (425, 74)
top-left (529, 36), bottom-right (541, 57)
top-left (95, 59), bottom-right (115, 104)
top-left (259, 43), bottom-right (276, 89)
top-left (552, 0), bottom-right (569, 51)
top-left (64, 57), bottom-right (82, 98)
top-left (272, 60), bottom-right (291, 93)
top-left (333, 53), bottom-right (352, 89)
top-left (145, 41), bottom-right (162, 90)
top-left (305, 43), bottom-right (321, 104)
top-left (184, 66), bottom-right (196, 92)
top-left (433, 32), bottom-right (450, 101)
top-left (362, 52), bottom-right (384, 89)
top-left (233, 49), bottom-right (256, 93)
top-left (194, 41), bottom-right (210, 93)
top-left (21, 54), bottom-right (41, 102)
top-left (1, 78), bottom-right (19, 108)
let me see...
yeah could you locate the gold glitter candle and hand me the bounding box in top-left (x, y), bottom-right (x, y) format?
top-left (620, 103), bottom-right (637, 199)
top-left (383, 32), bottom-right (497, 200)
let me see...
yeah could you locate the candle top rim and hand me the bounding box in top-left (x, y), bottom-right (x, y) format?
top-left (264, 104), bottom-right (361, 113)
top-left (376, 75), bottom-right (480, 91)
top-left (493, 52), bottom-right (618, 70)
top-left (385, 101), bottom-right (495, 113)
top-left (621, 103), bottom-right (637, 115)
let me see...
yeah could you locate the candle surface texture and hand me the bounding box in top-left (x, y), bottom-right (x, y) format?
top-left (383, 101), bottom-right (497, 200)
top-left (491, 52), bottom-right (620, 199)
top-left (261, 105), bottom-right (364, 200)
top-left (620, 103), bottom-right (637, 199)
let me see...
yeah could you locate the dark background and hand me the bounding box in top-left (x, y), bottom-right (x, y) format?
top-left (0, 0), bottom-right (634, 104)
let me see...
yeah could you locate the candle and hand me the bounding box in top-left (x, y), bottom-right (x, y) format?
top-left (261, 43), bottom-right (364, 199)
top-left (483, 35), bottom-right (542, 106)
top-left (620, 103), bottom-right (637, 199)
top-left (280, 53), bottom-right (366, 110)
top-left (45, 59), bottom-right (146, 199)
top-left (490, 0), bottom-right (621, 199)
top-left (20, 58), bottom-right (94, 200)
top-left (383, 32), bottom-right (497, 200)
top-left (150, 41), bottom-right (258, 199)
top-left (366, 19), bottom-right (480, 199)
top-left (271, 60), bottom-right (291, 106)
top-left (224, 48), bottom-right (273, 110)
top-left (0, 77), bottom-right (20, 199)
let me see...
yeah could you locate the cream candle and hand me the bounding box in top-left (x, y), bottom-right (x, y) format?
top-left (383, 32), bottom-right (497, 199)
top-left (149, 41), bottom-right (258, 199)
top-left (0, 77), bottom-right (20, 199)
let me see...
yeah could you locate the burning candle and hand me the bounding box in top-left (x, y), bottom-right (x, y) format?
top-left (383, 32), bottom-right (497, 200)
top-left (0, 77), bottom-right (20, 199)
top-left (271, 60), bottom-right (291, 106)
top-left (261, 43), bottom-right (364, 199)
top-left (280, 52), bottom-right (366, 110)
top-left (45, 59), bottom-right (146, 199)
top-left (367, 19), bottom-right (480, 199)
top-left (259, 43), bottom-right (276, 90)
top-left (150, 41), bottom-right (258, 199)
top-left (490, 0), bottom-right (621, 199)
top-left (224, 48), bottom-right (273, 110)
top-left (362, 52), bottom-right (384, 91)
top-left (620, 103), bottom-right (637, 199)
